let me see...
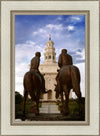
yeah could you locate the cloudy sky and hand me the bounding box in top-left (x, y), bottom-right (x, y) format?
top-left (15, 15), bottom-right (85, 98)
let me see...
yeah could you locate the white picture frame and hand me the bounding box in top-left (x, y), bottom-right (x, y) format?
top-left (0, 0), bottom-right (100, 136)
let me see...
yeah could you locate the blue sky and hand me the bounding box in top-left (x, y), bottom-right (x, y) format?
top-left (15, 15), bottom-right (85, 97)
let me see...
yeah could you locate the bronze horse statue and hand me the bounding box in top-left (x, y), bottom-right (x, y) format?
top-left (54, 65), bottom-right (82, 115)
top-left (23, 70), bottom-right (43, 117)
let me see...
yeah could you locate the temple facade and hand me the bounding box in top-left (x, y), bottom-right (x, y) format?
top-left (39, 35), bottom-right (72, 102)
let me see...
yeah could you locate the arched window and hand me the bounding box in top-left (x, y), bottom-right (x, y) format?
top-left (48, 90), bottom-right (52, 99)
top-left (53, 56), bottom-right (55, 60)
top-left (49, 55), bottom-right (51, 59)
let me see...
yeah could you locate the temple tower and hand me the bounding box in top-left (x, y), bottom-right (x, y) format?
top-left (39, 35), bottom-right (72, 103)
top-left (39, 35), bottom-right (72, 113)
top-left (44, 34), bottom-right (56, 63)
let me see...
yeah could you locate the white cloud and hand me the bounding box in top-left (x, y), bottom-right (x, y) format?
top-left (15, 40), bottom-right (45, 95)
top-left (67, 25), bottom-right (74, 31)
top-left (33, 28), bottom-right (48, 37)
top-left (76, 49), bottom-right (85, 61)
top-left (46, 24), bottom-right (63, 31)
top-left (33, 31), bottom-right (38, 35)
top-left (55, 48), bottom-right (62, 61)
top-left (66, 16), bottom-right (81, 23)
top-left (15, 41), bottom-right (44, 63)
top-left (32, 23), bottom-right (77, 45)
top-left (71, 16), bottom-right (81, 21)
top-left (26, 40), bottom-right (35, 45)
top-left (56, 17), bottom-right (62, 21)
top-left (39, 28), bottom-right (47, 34)
top-left (15, 62), bottom-right (29, 95)
top-left (33, 24), bottom-right (64, 39)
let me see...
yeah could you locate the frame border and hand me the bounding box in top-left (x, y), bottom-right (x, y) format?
top-left (0, 0), bottom-right (99, 136)
top-left (11, 10), bottom-right (90, 126)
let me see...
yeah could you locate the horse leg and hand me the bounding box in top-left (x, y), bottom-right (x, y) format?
top-left (74, 85), bottom-right (82, 114)
top-left (61, 91), bottom-right (64, 104)
top-left (35, 90), bottom-right (40, 116)
top-left (65, 91), bottom-right (70, 115)
top-left (35, 100), bottom-right (39, 116)
top-left (23, 89), bottom-right (28, 118)
top-left (63, 85), bottom-right (69, 115)
top-left (37, 100), bottom-right (39, 116)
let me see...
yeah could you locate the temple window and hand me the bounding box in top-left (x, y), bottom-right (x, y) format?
top-left (53, 56), bottom-right (55, 60)
top-left (45, 56), bottom-right (47, 59)
top-left (49, 55), bottom-right (51, 59)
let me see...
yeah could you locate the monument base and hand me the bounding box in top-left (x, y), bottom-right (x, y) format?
top-left (40, 101), bottom-right (60, 114)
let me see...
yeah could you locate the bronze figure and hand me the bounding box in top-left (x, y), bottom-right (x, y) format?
top-left (23, 70), bottom-right (43, 117)
top-left (55, 49), bottom-right (82, 115)
top-left (23, 52), bottom-right (46, 118)
top-left (55, 65), bottom-right (82, 115)
top-left (30, 52), bottom-right (41, 72)
top-left (56, 49), bottom-right (73, 94)
top-left (58, 49), bottom-right (73, 68)
top-left (30, 52), bottom-right (46, 94)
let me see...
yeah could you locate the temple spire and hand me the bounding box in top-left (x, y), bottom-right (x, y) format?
top-left (49, 34), bottom-right (51, 40)
top-left (44, 35), bottom-right (56, 63)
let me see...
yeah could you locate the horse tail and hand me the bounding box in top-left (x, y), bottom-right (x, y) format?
top-left (71, 66), bottom-right (80, 91)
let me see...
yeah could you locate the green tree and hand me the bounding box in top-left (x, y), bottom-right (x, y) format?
top-left (15, 91), bottom-right (23, 104)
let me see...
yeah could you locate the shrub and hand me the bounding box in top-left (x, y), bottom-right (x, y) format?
top-left (56, 98), bottom-right (85, 115)
top-left (15, 91), bottom-right (23, 104)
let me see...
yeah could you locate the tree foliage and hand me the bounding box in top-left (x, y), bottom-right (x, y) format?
top-left (15, 91), bottom-right (23, 104)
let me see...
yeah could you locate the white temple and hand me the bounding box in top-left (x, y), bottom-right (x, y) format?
top-left (39, 35), bottom-right (72, 102)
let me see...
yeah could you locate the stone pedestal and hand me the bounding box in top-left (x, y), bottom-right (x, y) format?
top-left (40, 102), bottom-right (60, 114)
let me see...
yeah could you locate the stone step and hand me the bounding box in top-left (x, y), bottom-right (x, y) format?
top-left (40, 103), bottom-right (60, 113)
top-left (41, 106), bottom-right (58, 108)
